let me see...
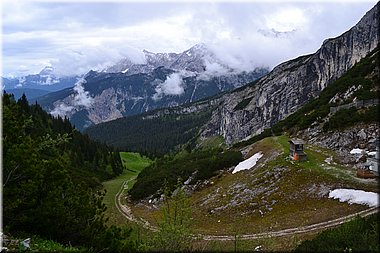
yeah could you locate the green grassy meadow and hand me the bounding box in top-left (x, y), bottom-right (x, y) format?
top-left (102, 152), bottom-right (152, 226)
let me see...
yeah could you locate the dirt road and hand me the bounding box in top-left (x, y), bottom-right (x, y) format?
top-left (115, 179), bottom-right (378, 240)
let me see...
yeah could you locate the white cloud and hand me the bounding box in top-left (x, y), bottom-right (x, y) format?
top-left (1, 1), bottom-right (377, 77)
top-left (49, 78), bottom-right (93, 117)
top-left (50, 103), bottom-right (74, 117)
top-left (153, 73), bottom-right (185, 100)
top-left (264, 7), bottom-right (308, 32)
top-left (73, 78), bottom-right (93, 107)
top-left (197, 58), bottom-right (232, 81)
top-left (41, 76), bottom-right (59, 85)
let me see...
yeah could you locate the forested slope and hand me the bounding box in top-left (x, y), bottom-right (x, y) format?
top-left (2, 93), bottom-right (133, 251)
top-left (85, 108), bottom-right (214, 156)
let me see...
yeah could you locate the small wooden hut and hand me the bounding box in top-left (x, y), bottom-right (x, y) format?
top-left (289, 138), bottom-right (307, 162)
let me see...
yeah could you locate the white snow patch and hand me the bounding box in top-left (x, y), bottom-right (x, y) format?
top-left (232, 152), bottom-right (263, 174)
top-left (350, 148), bottom-right (377, 157)
top-left (328, 189), bottom-right (379, 207)
top-left (368, 151), bottom-right (377, 157)
top-left (350, 148), bottom-right (365, 155)
top-left (122, 68), bottom-right (129, 73)
top-left (324, 156), bottom-right (333, 164)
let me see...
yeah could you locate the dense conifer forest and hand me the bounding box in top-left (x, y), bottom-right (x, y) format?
top-left (2, 93), bottom-right (133, 251)
top-left (85, 109), bottom-right (213, 157)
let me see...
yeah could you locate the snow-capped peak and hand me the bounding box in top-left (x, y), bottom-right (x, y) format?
top-left (105, 43), bottom-right (224, 75)
top-left (39, 66), bottom-right (55, 76)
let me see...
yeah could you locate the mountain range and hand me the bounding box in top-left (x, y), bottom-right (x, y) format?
top-left (85, 2), bottom-right (379, 153)
top-left (36, 44), bottom-right (268, 130)
top-left (1, 66), bottom-right (79, 99)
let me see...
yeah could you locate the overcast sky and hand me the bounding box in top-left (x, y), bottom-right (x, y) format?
top-left (1, 0), bottom-right (377, 77)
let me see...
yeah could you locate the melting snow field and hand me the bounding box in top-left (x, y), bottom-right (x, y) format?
top-left (232, 152), bottom-right (263, 174)
top-left (328, 189), bottom-right (379, 207)
top-left (349, 148), bottom-right (377, 156)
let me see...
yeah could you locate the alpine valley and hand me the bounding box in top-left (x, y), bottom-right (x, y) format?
top-left (3, 2), bottom-right (379, 253)
top-left (86, 3), bottom-right (378, 152)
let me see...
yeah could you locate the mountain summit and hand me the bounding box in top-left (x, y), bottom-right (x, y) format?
top-left (37, 44), bottom-right (268, 130)
top-left (104, 43), bottom-right (235, 76)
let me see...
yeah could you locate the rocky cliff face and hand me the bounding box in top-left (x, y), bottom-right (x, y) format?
top-left (200, 3), bottom-right (379, 145)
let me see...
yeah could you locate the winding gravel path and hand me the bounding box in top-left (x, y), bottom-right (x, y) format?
top-left (115, 179), bottom-right (378, 240)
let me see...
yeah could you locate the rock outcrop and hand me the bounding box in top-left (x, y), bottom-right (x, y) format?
top-left (200, 3), bottom-right (379, 145)
top-left (299, 123), bottom-right (379, 165)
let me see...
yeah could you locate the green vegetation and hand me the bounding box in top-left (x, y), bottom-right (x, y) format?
top-left (119, 152), bottom-right (152, 189)
top-left (85, 109), bottom-right (213, 157)
top-left (323, 105), bottom-right (379, 131)
top-left (3, 93), bottom-right (133, 252)
top-left (103, 152), bottom-right (152, 225)
top-left (140, 181), bottom-right (194, 252)
top-left (197, 135), bottom-right (226, 150)
top-left (295, 214), bottom-right (379, 252)
top-left (3, 234), bottom-right (84, 252)
top-left (233, 97), bottom-right (252, 111)
top-left (129, 148), bottom-right (242, 200)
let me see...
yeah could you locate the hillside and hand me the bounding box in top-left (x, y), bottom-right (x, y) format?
top-left (121, 135), bottom-right (378, 250)
top-left (85, 98), bottom-right (219, 156)
top-left (5, 88), bottom-right (50, 100)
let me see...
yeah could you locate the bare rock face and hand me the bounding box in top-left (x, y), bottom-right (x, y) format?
top-left (200, 3), bottom-right (379, 145)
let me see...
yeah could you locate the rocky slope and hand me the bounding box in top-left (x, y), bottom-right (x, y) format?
top-left (37, 44), bottom-right (268, 130)
top-left (299, 123), bottom-right (379, 166)
top-left (200, 3), bottom-right (379, 145)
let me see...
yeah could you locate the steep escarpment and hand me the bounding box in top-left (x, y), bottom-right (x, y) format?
top-left (200, 3), bottom-right (379, 145)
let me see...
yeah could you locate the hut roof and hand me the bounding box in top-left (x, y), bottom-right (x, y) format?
top-left (289, 138), bottom-right (305, 145)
